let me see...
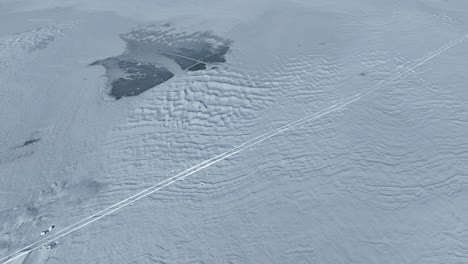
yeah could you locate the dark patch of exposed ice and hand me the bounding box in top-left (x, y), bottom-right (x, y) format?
top-left (91, 59), bottom-right (174, 99)
top-left (91, 25), bottom-right (231, 100)
top-left (21, 138), bottom-right (41, 147)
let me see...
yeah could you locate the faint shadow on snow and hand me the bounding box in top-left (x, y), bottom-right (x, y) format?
top-left (90, 25), bottom-right (232, 100)
top-left (0, 140), bottom-right (39, 166)
top-left (16, 138), bottom-right (41, 149)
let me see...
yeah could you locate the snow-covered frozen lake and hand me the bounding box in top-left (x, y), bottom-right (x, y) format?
top-left (1, 0), bottom-right (468, 263)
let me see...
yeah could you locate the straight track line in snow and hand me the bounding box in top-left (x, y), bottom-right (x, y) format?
top-left (346, 32), bottom-right (468, 104)
top-left (1, 32), bottom-right (467, 264)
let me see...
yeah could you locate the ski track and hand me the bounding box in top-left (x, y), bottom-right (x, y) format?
top-left (1, 31), bottom-right (467, 264)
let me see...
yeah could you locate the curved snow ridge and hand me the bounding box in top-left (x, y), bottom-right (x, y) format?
top-left (94, 33), bottom-right (460, 216)
top-left (332, 78), bottom-right (468, 208)
top-left (3, 29), bottom-right (468, 264)
top-left (97, 51), bottom-right (350, 193)
top-left (3, 2), bottom-right (468, 261)
top-left (149, 76), bottom-right (271, 127)
top-left (117, 69), bottom-right (276, 131)
top-left (97, 67), bottom-right (276, 198)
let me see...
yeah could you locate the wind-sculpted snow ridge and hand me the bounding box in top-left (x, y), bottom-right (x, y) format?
top-left (2, 28), bottom-right (467, 263)
top-left (2, 1), bottom-right (468, 264)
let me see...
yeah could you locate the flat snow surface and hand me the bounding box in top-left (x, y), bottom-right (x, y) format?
top-left (1, 0), bottom-right (468, 263)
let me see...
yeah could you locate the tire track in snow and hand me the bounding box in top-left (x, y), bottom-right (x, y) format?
top-left (1, 32), bottom-right (467, 264)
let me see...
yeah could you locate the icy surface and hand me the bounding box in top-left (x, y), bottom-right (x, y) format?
top-left (1, 0), bottom-right (468, 263)
top-left (90, 27), bottom-right (231, 99)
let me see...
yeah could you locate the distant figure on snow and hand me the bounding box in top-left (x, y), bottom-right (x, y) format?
top-left (45, 242), bottom-right (59, 250)
top-left (40, 225), bottom-right (55, 236)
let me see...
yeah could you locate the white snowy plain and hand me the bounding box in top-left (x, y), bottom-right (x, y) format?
top-left (1, 0), bottom-right (468, 263)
